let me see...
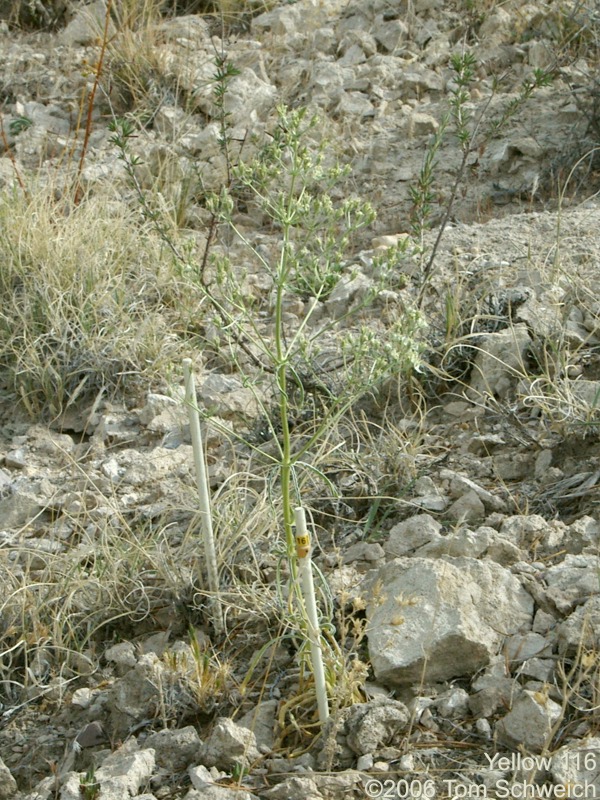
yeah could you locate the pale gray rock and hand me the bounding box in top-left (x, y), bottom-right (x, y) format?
top-left (93, 411), bottom-right (141, 444)
top-left (94, 744), bottom-right (156, 798)
top-left (200, 718), bottom-right (260, 771)
top-left (325, 271), bottom-right (373, 317)
top-left (58, 773), bottom-right (89, 800)
top-left (419, 526), bottom-right (492, 559)
top-left (263, 776), bottom-right (323, 800)
top-left (440, 469), bottom-right (506, 512)
top-left (568, 379), bottom-right (600, 408)
top-left (139, 392), bottom-right (184, 430)
top-left (475, 718), bottom-right (493, 740)
top-left (345, 698), bottom-right (410, 755)
top-left (545, 555), bottom-right (600, 614)
top-left (101, 445), bottom-right (192, 486)
top-left (58, 742), bottom-right (156, 800)
top-left (152, 105), bottom-right (189, 138)
top-left (107, 653), bottom-right (169, 738)
top-left (534, 449), bottom-right (553, 479)
top-left (399, 65), bottom-right (445, 99)
top-left (309, 60), bottom-right (355, 107)
top-left (468, 324), bottom-right (531, 400)
top-left (518, 658), bottom-right (555, 682)
top-left (342, 542), bottom-right (385, 569)
top-left (0, 489), bottom-right (45, 529)
top-left (311, 27), bottom-right (337, 55)
top-left (189, 765), bottom-right (214, 789)
top-left (0, 157), bottom-right (18, 189)
top-left (412, 493), bottom-right (449, 512)
top-left (384, 514), bottom-right (443, 558)
top-left (316, 698), bottom-right (409, 770)
top-left (144, 726), bottom-right (201, 772)
top-left (20, 101), bottom-right (70, 137)
top-left (372, 17), bottom-right (408, 53)
top-left (60, 0), bottom-right (115, 46)
top-left (565, 516), bottom-right (600, 554)
top-left (367, 557), bottom-right (534, 686)
top-left (251, 3), bottom-right (302, 35)
top-left (71, 688), bottom-right (94, 709)
top-left (434, 688), bottom-right (469, 719)
top-left (0, 757), bottom-right (17, 800)
top-left (356, 753), bottom-right (374, 770)
top-left (492, 450), bottom-right (535, 480)
top-left (408, 111), bottom-right (439, 136)
top-left (100, 456), bottom-right (122, 482)
top-left (74, 720), bottom-right (107, 749)
top-left (514, 294), bottom-right (562, 339)
top-left (500, 515), bottom-right (566, 555)
top-left (504, 631), bottom-right (552, 663)
top-left (267, 752), bottom-right (315, 776)
top-left (479, 7), bottom-right (513, 41)
top-left (333, 90), bottom-right (375, 118)
top-left (412, 476), bottom-right (450, 511)
top-left (18, 537), bottom-right (64, 570)
top-left (156, 13), bottom-right (209, 43)
top-left (222, 69), bottom-right (277, 126)
top-left (552, 739), bottom-right (600, 797)
top-left (0, 467), bottom-right (12, 488)
top-left (469, 656), bottom-right (516, 717)
top-left (185, 790), bottom-right (258, 800)
top-left (557, 597), bottom-right (600, 655)
top-left (104, 641), bottom-right (137, 673)
top-left (496, 689), bottom-right (562, 753)
top-left (446, 489), bottom-right (486, 524)
top-left (198, 374), bottom-right (260, 421)
top-left (314, 771), bottom-right (363, 797)
top-left (533, 609), bottom-right (557, 635)
top-left (24, 775), bottom-right (56, 799)
top-left (238, 699), bottom-right (278, 752)
top-left (337, 29), bottom-right (376, 60)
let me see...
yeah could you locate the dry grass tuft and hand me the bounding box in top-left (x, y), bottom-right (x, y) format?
top-left (0, 187), bottom-right (205, 416)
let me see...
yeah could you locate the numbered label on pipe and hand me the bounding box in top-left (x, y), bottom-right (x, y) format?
top-left (295, 533), bottom-right (310, 559)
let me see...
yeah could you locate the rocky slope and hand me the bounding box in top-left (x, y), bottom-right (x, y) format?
top-left (0, 0), bottom-right (599, 798)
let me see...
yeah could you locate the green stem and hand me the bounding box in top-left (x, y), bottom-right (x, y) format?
top-left (276, 136), bottom-right (302, 562)
top-left (275, 247), bottom-right (295, 560)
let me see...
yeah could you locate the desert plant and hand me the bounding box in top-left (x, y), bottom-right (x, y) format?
top-left (110, 91), bottom-right (423, 723)
top-left (411, 51), bottom-right (553, 306)
top-left (79, 767), bottom-right (101, 800)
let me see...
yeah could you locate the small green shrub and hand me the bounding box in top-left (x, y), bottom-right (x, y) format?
top-left (111, 85), bottom-right (424, 727)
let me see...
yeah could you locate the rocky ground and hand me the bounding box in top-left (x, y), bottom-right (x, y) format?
top-left (0, 0), bottom-right (599, 798)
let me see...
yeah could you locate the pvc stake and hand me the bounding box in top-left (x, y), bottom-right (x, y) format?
top-left (183, 359), bottom-right (224, 636)
top-left (294, 506), bottom-right (329, 723)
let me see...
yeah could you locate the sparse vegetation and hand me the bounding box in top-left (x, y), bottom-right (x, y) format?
top-left (0, 189), bottom-right (205, 416)
top-left (0, 0), bottom-right (600, 796)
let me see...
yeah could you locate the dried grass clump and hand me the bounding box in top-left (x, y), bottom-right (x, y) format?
top-left (0, 187), bottom-right (204, 416)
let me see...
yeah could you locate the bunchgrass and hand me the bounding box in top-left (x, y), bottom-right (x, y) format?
top-left (0, 186), bottom-right (205, 417)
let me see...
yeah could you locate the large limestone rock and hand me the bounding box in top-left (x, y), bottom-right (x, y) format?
top-left (366, 557), bottom-right (534, 686)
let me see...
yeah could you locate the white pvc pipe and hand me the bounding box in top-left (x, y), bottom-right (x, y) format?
top-left (294, 506), bottom-right (329, 723)
top-left (183, 359), bottom-right (224, 636)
